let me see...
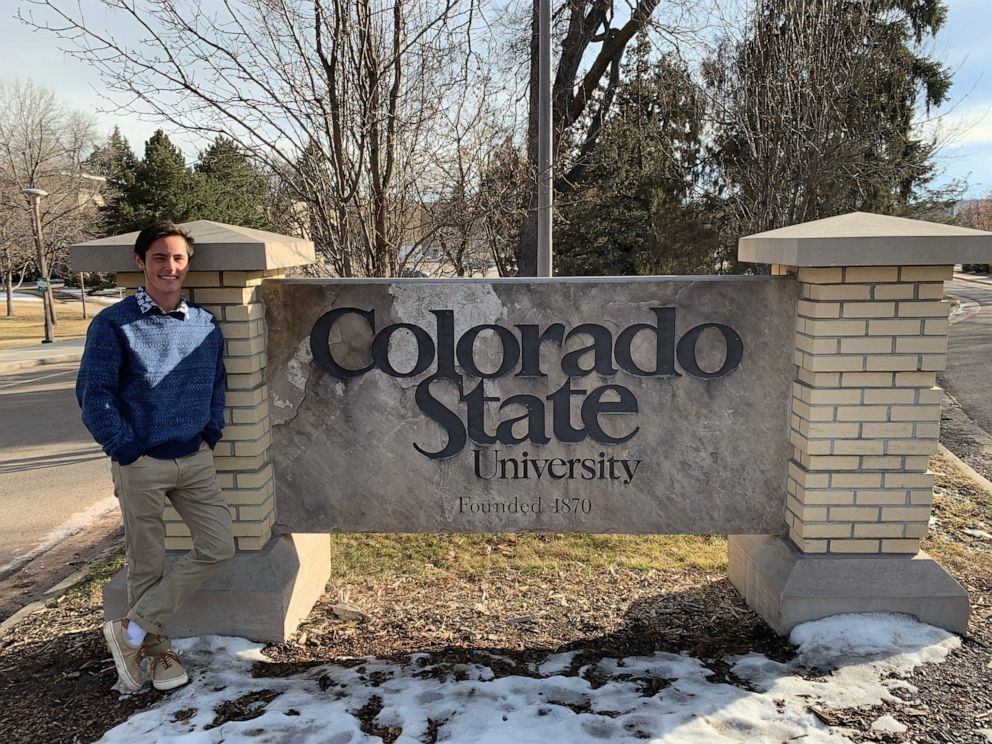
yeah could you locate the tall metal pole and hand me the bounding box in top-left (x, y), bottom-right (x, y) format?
top-left (537, 0), bottom-right (553, 278)
top-left (24, 189), bottom-right (54, 344)
top-left (79, 271), bottom-right (88, 319)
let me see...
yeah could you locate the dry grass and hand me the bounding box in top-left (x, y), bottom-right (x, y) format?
top-left (0, 299), bottom-right (92, 349)
top-left (327, 532), bottom-right (728, 581)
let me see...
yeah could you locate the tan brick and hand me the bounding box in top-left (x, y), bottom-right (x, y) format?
top-left (797, 523), bottom-right (853, 539)
top-left (853, 523), bottom-right (905, 538)
top-left (829, 506), bottom-right (879, 521)
top-left (895, 337), bottom-right (947, 354)
top-left (218, 321), bottom-right (256, 339)
top-left (806, 388), bottom-right (862, 405)
top-left (862, 423), bottom-right (914, 438)
top-left (798, 300), bottom-right (841, 318)
top-left (881, 539), bottom-right (921, 553)
top-left (916, 283), bottom-right (945, 300)
top-left (863, 389), bottom-right (916, 404)
top-left (833, 439), bottom-right (885, 455)
top-left (164, 506), bottom-right (181, 521)
top-left (831, 473), bottom-right (883, 488)
top-left (883, 473), bottom-right (933, 488)
top-left (903, 455), bottom-right (930, 471)
top-left (798, 369), bottom-right (842, 387)
top-left (194, 286), bottom-right (259, 304)
top-left (217, 472), bottom-right (235, 489)
top-left (224, 303), bottom-right (266, 322)
top-left (914, 422), bottom-right (940, 439)
top-left (227, 370), bottom-right (266, 391)
top-left (791, 431), bottom-right (832, 455)
top-left (214, 452), bottom-right (270, 471)
top-left (842, 301), bottom-right (896, 318)
top-left (234, 432), bottom-right (272, 457)
top-left (796, 334), bottom-right (839, 354)
top-left (846, 266), bottom-right (898, 283)
top-left (886, 439), bottom-right (938, 455)
top-left (920, 354), bottom-right (947, 372)
top-left (855, 490), bottom-right (909, 505)
top-left (805, 283), bottom-right (872, 301)
top-left (236, 534), bottom-right (272, 551)
top-left (226, 336), bottom-right (267, 357)
top-left (222, 271), bottom-right (267, 287)
top-left (230, 406), bottom-right (270, 426)
top-left (893, 371), bottom-right (936, 388)
top-left (836, 406), bottom-right (888, 421)
top-left (223, 481), bottom-right (274, 506)
top-left (867, 319), bottom-right (922, 336)
top-left (235, 464), bottom-right (274, 489)
top-left (839, 372), bottom-right (894, 388)
top-left (889, 405), bottom-right (940, 421)
top-left (181, 271), bottom-right (221, 287)
top-left (923, 318), bottom-right (949, 336)
top-left (231, 519), bottom-right (271, 538)
top-left (896, 301), bottom-right (948, 318)
top-left (861, 456), bottom-right (905, 470)
top-left (790, 462), bottom-right (831, 488)
top-left (772, 264), bottom-right (793, 276)
top-left (917, 386), bottom-right (944, 404)
top-left (225, 357), bottom-right (266, 378)
top-left (805, 355), bottom-right (865, 372)
top-left (899, 265), bottom-right (952, 282)
top-left (829, 539), bottom-right (880, 553)
top-left (165, 536), bottom-right (193, 551)
top-left (880, 506), bottom-right (931, 522)
top-left (872, 284), bottom-right (915, 300)
top-left (225, 387), bottom-right (268, 407)
top-left (840, 337), bottom-right (893, 354)
top-left (787, 497), bottom-right (828, 522)
top-left (865, 356), bottom-right (921, 372)
top-left (238, 496), bottom-right (275, 521)
top-left (800, 489), bottom-right (856, 505)
top-left (802, 319), bottom-right (868, 337)
top-left (223, 420), bottom-right (270, 441)
top-left (795, 537), bottom-right (829, 553)
top-left (806, 422), bottom-right (861, 438)
top-left (798, 267), bottom-right (844, 284)
top-left (806, 455), bottom-right (861, 471)
top-left (212, 442), bottom-right (234, 457)
top-left (904, 522), bottom-right (930, 537)
top-left (909, 490), bottom-right (934, 505)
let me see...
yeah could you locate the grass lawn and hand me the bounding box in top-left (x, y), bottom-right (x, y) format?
top-left (0, 299), bottom-right (93, 349)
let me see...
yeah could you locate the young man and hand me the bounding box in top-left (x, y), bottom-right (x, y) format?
top-left (76, 220), bottom-right (234, 692)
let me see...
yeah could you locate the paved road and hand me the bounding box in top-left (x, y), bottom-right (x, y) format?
top-left (0, 361), bottom-right (116, 575)
top-left (943, 279), bottom-right (992, 434)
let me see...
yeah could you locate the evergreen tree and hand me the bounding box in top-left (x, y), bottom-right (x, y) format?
top-left (91, 127), bottom-right (139, 235)
top-left (192, 136), bottom-right (270, 229)
top-left (556, 36), bottom-right (713, 276)
top-left (126, 129), bottom-right (195, 227)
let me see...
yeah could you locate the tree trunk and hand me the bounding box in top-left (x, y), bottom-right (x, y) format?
top-left (4, 270), bottom-right (13, 317)
top-left (516, 0), bottom-right (542, 277)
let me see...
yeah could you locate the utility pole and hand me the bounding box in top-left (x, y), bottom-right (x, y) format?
top-left (23, 188), bottom-right (54, 344)
top-left (537, 0), bottom-right (553, 278)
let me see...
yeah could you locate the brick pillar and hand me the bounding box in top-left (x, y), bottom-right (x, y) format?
top-left (727, 212), bottom-right (990, 635)
top-left (786, 264), bottom-right (949, 555)
top-left (72, 221), bottom-right (330, 642)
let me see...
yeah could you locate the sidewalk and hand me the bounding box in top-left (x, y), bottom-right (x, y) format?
top-left (0, 338), bottom-right (85, 374)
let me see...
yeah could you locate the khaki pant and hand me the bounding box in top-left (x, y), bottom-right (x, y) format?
top-left (111, 447), bottom-right (235, 654)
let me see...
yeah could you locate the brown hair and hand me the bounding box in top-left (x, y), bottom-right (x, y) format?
top-left (134, 220), bottom-right (195, 260)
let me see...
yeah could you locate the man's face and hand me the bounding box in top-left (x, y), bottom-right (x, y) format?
top-left (134, 234), bottom-right (190, 300)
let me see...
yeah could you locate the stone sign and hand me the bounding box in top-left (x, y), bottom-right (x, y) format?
top-left (264, 277), bottom-right (799, 534)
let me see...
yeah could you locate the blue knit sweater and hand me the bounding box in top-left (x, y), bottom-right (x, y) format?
top-left (76, 295), bottom-right (225, 465)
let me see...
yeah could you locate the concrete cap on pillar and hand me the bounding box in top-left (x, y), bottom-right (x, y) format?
top-left (738, 211), bottom-right (992, 267)
top-left (70, 220), bottom-right (316, 272)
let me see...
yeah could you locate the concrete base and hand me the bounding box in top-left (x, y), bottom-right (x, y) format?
top-left (103, 533), bottom-right (331, 643)
top-left (728, 535), bottom-right (970, 635)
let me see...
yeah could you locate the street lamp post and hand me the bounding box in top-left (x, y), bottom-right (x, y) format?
top-left (23, 188), bottom-right (54, 344)
top-left (537, 0), bottom-right (553, 278)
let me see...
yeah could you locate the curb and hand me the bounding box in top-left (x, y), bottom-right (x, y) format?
top-left (0, 350), bottom-right (84, 374)
top-left (938, 444), bottom-right (992, 497)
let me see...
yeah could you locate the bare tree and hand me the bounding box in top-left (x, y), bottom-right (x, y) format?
top-left (24, 0), bottom-right (500, 277)
top-left (0, 79), bottom-right (104, 317)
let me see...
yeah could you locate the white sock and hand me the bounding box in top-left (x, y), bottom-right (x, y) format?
top-left (125, 620), bottom-right (147, 647)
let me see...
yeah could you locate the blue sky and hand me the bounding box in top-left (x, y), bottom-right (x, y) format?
top-left (2, 0), bottom-right (990, 198)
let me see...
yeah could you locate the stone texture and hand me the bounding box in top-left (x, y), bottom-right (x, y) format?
top-left (263, 277), bottom-right (799, 534)
top-left (728, 535), bottom-right (970, 634)
top-left (70, 221), bottom-right (314, 272)
top-left (103, 534), bottom-right (330, 642)
top-left (739, 212), bottom-right (992, 267)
